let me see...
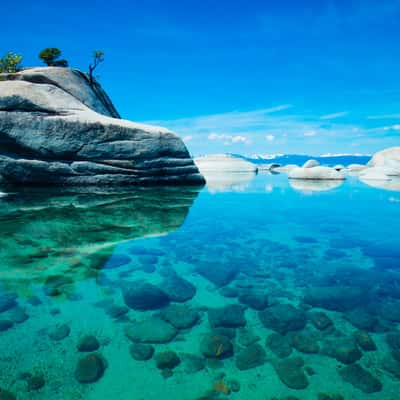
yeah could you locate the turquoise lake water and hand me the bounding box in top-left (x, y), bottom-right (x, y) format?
top-left (0, 173), bottom-right (400, 400)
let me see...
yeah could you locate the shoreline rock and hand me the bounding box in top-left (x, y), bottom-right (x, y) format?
top-left (0, 67), bottom-right (204, 186)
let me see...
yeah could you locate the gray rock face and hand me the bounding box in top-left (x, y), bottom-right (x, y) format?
top-left (0, 68), bottom-right (204, 185)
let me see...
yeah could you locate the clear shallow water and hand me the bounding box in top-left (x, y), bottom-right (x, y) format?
top-left (0, 174), bottom-right (400, 400)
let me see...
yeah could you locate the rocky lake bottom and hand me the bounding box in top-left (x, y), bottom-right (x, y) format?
top-left (0, 173), bottom-right (400, 400)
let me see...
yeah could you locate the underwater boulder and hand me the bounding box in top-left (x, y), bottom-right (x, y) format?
top-left (77, 335), bottom-right (100, 352)
top-left (122, 281), bottom-right (169, 311)
top-left (159, 304), bottom-right (200, 329)
top-left (339, 363), bottom-right (382, 393)
top-left (208, 304), bottom-right (246, 328)
top-left (308, 311), bottom-right (334, 331)
top-left (0, 388), bottom-right (16, 400)
top-left (259, 304), bottom-right (307, 335)
top-left (125, 317), bottom-right (177, 344)
top-left (274, 357), bottom-right (309, 390)
top-left (303, 286), bottom-right (365, 312)
top-left (200, 333), bottom-right (233, 359)
top-left (75, 353), bottom-right (106, 383)
top-left (266, 333), bottom-right (293, 358)
top-left (0, 293), bottom-right (17, 313)
top-left (155, 351), bottom-right (181, 370)
top-left (322, 337), bottom-right (362, 364)
top-left (129, 343), bottom-right (154, 361)
top-left (48, 323), bottom-right (70, 341)
top-left (196, 261), bottom-right (238, 287)
top-left (238, 290), bottom-right (269, 310)
top-left (160, 275), bottom-right (196, 302)
top-left (235, 343), bottom-right (266, 370)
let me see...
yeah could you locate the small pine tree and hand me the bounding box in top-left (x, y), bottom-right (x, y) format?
top-left (39, 48), bottom-right (68, 67)
top-left (88, 50), bottom-right (105, 85)
top-left (0, 52), bottom-right (23, 73)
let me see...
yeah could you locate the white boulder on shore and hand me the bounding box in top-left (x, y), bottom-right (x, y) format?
top-left (302, 159), bottom-right (320, 168)
top-left (289, 166), bottom-right (345, 180)
top-left (194, 154), bottom-right (258, 192)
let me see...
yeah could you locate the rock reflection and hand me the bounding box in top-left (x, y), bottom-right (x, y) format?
top-left (0, 186), bottom-right (201, 290)
top-left (289, 179), bottom-right (344, 193)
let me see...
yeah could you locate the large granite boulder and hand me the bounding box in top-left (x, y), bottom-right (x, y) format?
top-left (0, 67), bottom-right (204, 185)
top-left (359, 147), bottom-right (400, 191)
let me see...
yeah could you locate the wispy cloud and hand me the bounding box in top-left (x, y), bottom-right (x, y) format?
top-left (320, 112), bottom-right (349, 120)
top-left (266, 134), bottom-right (275, 142)
top-left (146, 105), bottom-right (392, 154)
top-left (208, 133), bottom-right (251, 145)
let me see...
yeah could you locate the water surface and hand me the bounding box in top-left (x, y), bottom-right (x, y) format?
top-left (0, 174), bottom-right (399, 400)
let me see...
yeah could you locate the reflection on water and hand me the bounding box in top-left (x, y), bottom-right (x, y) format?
top-left (0, 175), bottom-right (400, 400)
top-left (201, 171), bottom-right (257, 193)
top-left (0, 186), bottom-right (200, 290)
top-left (289, 178), bottom-right (344, 193)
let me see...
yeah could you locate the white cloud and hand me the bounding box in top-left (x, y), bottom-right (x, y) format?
top-left (208, 133), bottom-right (251, 145)
top-left (146, 105), bottom-right (369, 153)
top-left (304, 130), bottom-right (317, 137)
top-left (182, 135), bottom-right (193, 142)
top-left (383, 124), bottom-right (400, 131)
top-left (320, 111), bottom-right (349, 120)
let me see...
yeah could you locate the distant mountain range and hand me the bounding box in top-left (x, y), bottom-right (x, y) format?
top-left (231, 153), bottom-right (371, 166)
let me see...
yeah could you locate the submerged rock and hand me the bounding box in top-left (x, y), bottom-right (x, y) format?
top-left (0, 388), bottom-right (16, 400)
top-left (180, 353), bottom-right (206, 373)
top-left (208, 304), bottom-right (246, 328)
top-left (322, 337), bottom-right (362, 364)
top-left (200, 333), bottom-right (233, 359)
top-left (160, 304), bottom-right (200, 329)
top-left (160, 275), bottom-right (196, 302)
top-left (235, 343), bottom-right (266, 370)
top-left (125, 317), bottom-right (177, 343)
top-left (122, 282), bottom-right (169, 311)
top-left (77, 335), bottom-right (100, 352)
top-left (266, 333), bottom-right (293, 358)
top-left (274, 357), bottom-right (309, 390)
top-left (48, 323), bottom-right (70, 341)
top-left (238, 290), bottom-right (269, 310)
top-left (259, 304), bottom-right (307, 335)
top-left (196, 262), bottom-right (238, 287)
top-left (288, 331), bottom-right (319, 354)
top-left (0, 68), bottom-right (204, 185)
top-left (0, 319), bottom-right (13, 332)
top-left (26, 374), bottom-right (45, 391)
top-left (155, 351), bottom-right (181, 370)
top-left (75, 353), bottom-right (106, 383)
top-left (339, 364), bottom-right (382, 393)
top-left (0, 293), bottom-right (17, 313)
top-left (353, 331), bottom-right (376, 351)
top-left (129, 343), bottom-right (154, 361)
top-left (309, 312), bottom-right (333, 331)
top-left (303, 286), bottom-right (365, 312)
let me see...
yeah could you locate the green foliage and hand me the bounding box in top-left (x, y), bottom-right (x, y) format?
top-left (38, 48), bottom-right (68, 67)
top-left (88, 50), bottom-right (105, 84)
top-left (0, 52), bottom-right (23, 73)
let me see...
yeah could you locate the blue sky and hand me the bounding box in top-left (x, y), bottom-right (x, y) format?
top-left (2, 0), bottom-right (399, 155)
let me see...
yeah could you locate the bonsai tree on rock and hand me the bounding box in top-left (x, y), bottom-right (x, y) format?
top-left (39, 48), bottom-right (68, 67)
top-left (0, 52), bottom-right (23, 73)
top-left (88, 50), bottom-right (105, 85)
